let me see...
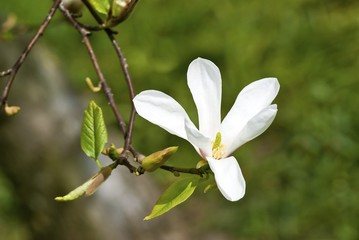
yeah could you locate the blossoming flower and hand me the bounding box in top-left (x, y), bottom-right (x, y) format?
top-left (133, 58), bottom-right (280, 201)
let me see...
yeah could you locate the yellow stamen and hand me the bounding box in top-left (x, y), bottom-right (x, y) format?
top-left (212, 132), bottom-right (226, 159)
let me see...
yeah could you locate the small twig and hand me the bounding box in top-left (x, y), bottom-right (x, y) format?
top-left (0, 0), bottom-right (62, 109)
top-left (160, 165), bottom-right (209, 177)
top-left (0, 69), bottom-right (12, 77)
top-left (109, 156), bottom-right (139, 174)
top-left (110, 38), bottom-right (136, 152)
top-left (76, 22), bottom-right (106, 32)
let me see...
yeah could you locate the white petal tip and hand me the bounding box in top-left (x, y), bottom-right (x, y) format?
top-left (207, 157), bottom-right (246, 202)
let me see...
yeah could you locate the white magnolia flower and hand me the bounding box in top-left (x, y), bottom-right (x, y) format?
top-left (133, 58), bottom-right (280, 201)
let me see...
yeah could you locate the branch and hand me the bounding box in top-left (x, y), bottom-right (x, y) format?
top-left (111, 38), bottom-right (136, 152)
top-left (60, 5), bottom-right (142, 172)
top-left (0, 0), bottom-right (62, 110)
top-left (160, 165), bottom-right (210, 177)
top-left (81, 0), bottom-right (137, 153)
top-left (59, 4), bottom-right (129, 136)
top-left (109, 156), bottom-right (139, 174)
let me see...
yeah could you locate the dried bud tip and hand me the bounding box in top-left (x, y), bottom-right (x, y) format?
top-left (85, 166), bottom-right (112, 196)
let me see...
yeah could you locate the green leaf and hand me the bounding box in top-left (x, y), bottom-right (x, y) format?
top-left (55, 166), bottom-right (112, 201)
top-left (81, 101), bottom-right (108, 163)
top-left (144, 176), bottom-right (199, 220)
top-left (88, 0), bottom-right (110, 15)
top-left (54, 177), bottom-right (93, 201)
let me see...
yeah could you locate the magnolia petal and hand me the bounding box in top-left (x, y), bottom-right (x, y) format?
top-left (187, 58), bottom-right (222, 139)
top-left (225, 104), bottom-right (278, 156)
top-left (133, 90), bottom-right (196, 140)
top-left (207, 156), bottom-right (246, 201)
top-left (184, 118), bottom-right (212, 157)
top-left (221, 78), bottom-right (279, 152)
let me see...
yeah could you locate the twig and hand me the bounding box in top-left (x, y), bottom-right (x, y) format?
top-left (109, 156), bottom-right (139, 174)
top-left (110, 37), bottom-right (136, 152)
top-left (0, 0), bottom-right (62, 109)
top-left (65, 2), bottom-right (205, 178)
top-left (160, 165), bottom-right (210, 177)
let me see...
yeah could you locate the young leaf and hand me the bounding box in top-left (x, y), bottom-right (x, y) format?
top-left (144, 176), bottom-right (199, 220)
top-left (87, 0), bottom-right (110, 15)
top-left (55, 177), bottom-right (93, 201)
top-left (55, 166), bottom-right (112, 201)
top-left (81, 101), bottom-right (108, 162)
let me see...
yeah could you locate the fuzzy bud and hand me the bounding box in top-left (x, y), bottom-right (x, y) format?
top-left (104, 0), bottom-right (138, 27)
top-left (108, 144), bottom-right (124, 159)
top-left (141, 146), bottom-right (178, 172)
top-left (62, 0), bottom-right (83, 16)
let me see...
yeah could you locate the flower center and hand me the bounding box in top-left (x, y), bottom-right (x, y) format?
top-left (212, 132), bottom-right (225, 160)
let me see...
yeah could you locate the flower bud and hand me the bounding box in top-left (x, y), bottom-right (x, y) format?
top-left (4, 104), bottom-right (20, 116)
top-left (85, 77), bottom-right (101, 93)
top-left (62, 0), bottom-right (83, 16)
top-left (104, 0), bottom-right (138, 28)
top-left (107, 144), bottom-right (123, 159)
top-left (142, 146), bottom-right (178, 172)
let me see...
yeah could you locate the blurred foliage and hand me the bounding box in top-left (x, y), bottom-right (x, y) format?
top-left (1, 0), bottom-right (359, 239)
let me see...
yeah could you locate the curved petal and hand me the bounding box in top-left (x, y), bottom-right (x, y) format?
top-left (207, 156), bottom-right (246, 201)
top-left (221, 78), bottom-right (279, 152)
top-left (133, 90), bottom-right (196, 140)
top-left (184, 118), bottom-right (212, 157)
top-left (187, 58), bottom-right (222, 139)
top-left (224, 104), bottom-right (278, 156)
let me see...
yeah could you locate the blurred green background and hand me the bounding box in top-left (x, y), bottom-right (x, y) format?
top-left (1, 0), bottom-right (359, 239)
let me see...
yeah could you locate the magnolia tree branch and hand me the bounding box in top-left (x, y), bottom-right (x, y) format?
top-left (59, 4), bottom-right (139, 173)
top-left (81, 0), bottom-right (136, 155)
top-left (0, 0), bottom-right (62, 109)
top-left (60, 5), bottom-right (141, 173)
top-left (160, 165), bottom-right (210, 177)
top-left (1, 1), bottom-right (211, 178)
top-left (59, 4), bottom-right (127, 136)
